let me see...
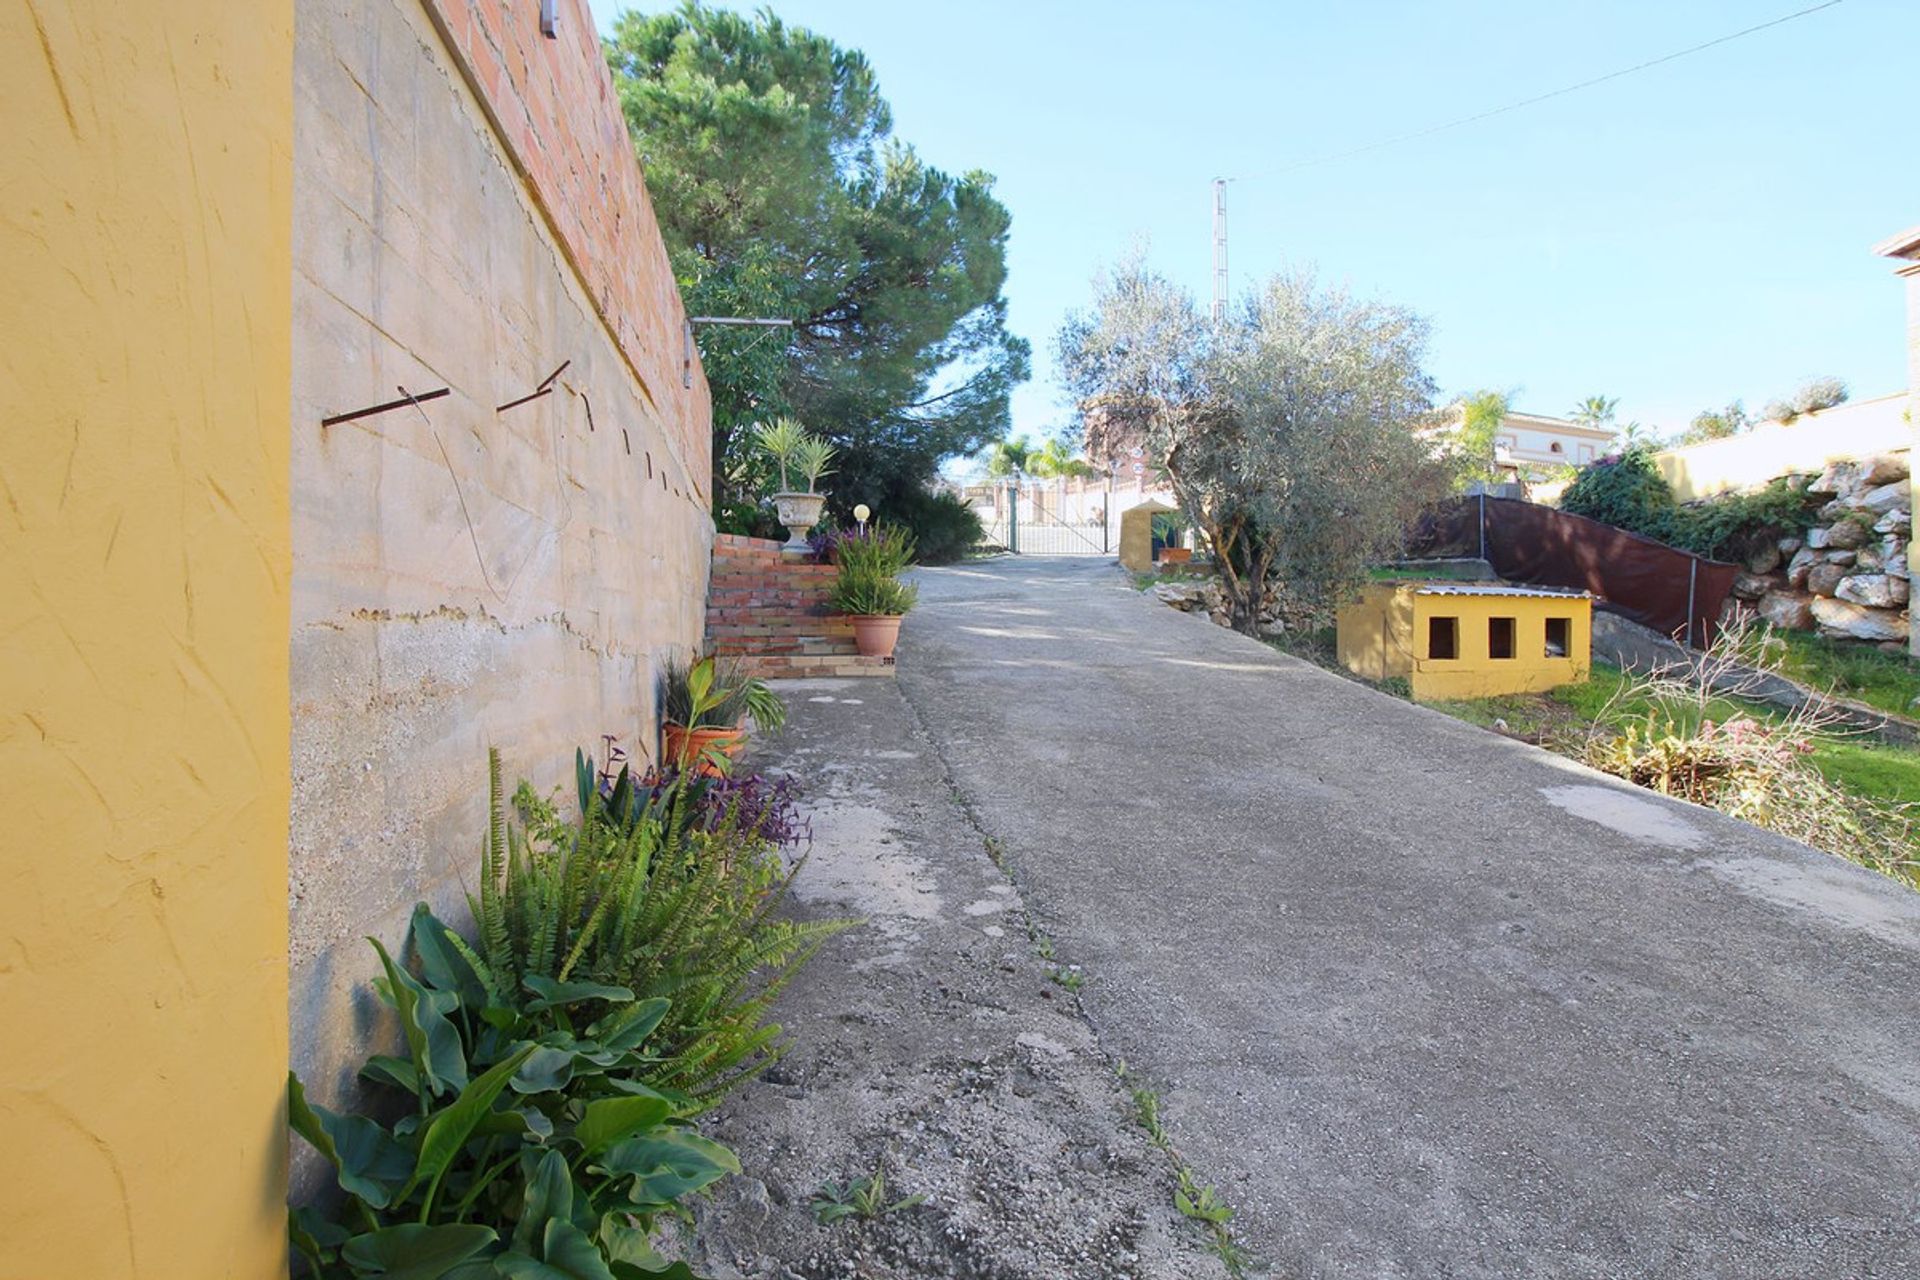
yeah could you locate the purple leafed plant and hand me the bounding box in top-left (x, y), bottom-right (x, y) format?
top-left (630, 765), bottom-right (811, 852)
top-left (697, 770), bottom-right (811, 850)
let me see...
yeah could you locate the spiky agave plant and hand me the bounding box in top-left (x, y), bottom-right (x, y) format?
top-left (792, 435), bottom-right (837, 494)
top-left (752, 418), bottom-right (808, 492)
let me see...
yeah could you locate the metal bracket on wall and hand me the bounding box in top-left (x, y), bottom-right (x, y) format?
top-left (320, 386), bottom-right (451, 428)
top-left (684, 315), bottom-right (794, 387)
top-left (497, 360), bottom-right (571, 413)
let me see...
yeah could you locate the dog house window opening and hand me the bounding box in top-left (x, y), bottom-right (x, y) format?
top-left (1489, 616), bottom-right (1516, 660)
top-left (1545, 616), bottom-right (1571, 658)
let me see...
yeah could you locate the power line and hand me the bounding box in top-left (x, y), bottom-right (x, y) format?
top-left (1236, 1), bottom-right (1844, 182)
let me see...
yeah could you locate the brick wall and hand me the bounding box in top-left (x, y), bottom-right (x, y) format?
top-left (707, 535), bottom-right (894, 679)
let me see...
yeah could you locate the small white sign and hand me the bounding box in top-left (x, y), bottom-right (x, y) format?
top-left (1132, 462), bottom-right (1146, 476)
top-left (1129, 446), bottom-right (1144, 459)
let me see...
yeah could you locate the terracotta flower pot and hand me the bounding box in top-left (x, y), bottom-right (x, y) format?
top-left (662, 722), bottom-right (747, 776)
top-left (850, 614), bottom-right (904, 659)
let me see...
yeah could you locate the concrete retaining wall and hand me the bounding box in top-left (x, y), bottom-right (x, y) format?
top-left (289, 0), bottom-right (711, 1131)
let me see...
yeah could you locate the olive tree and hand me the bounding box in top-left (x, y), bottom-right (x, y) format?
top-left (1059, 261), bottom-right (1449, 633)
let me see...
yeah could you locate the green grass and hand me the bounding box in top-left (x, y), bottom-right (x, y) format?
top-left (1812, 738), bottom-right (1920, 807)
top-left (1757, 631), bottom-right (1920, 719)
top-left (1423, 662), bottom-right (1920, 808)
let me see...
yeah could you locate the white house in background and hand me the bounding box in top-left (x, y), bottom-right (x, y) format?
top-left (1433, 404), bottom-right (1618, 481)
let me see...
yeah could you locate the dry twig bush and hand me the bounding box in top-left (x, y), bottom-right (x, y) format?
top-left (1581, 617), bottom-right (1919, 887)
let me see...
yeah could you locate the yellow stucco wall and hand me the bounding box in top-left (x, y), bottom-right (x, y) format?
top-left (1118, 500), bottom-right (1179, 573)
top-left (0, 2), bottom-right (293, 1276)
top-left (1338, 584), bottom-right (1591, 701)
top-left (1652, 393), bottom-right (1911, 502)
top-left (1335, 583), bottom-right (1418, 683)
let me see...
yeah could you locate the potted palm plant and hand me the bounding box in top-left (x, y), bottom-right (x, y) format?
top-left (829, 525), bottom-right (918, 658)
top-left (757, 418), bottom-right (836, 557)
top-left (659, 652), bottom-right (788, 776)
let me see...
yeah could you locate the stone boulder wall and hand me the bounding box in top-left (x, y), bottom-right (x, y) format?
top-left (1151, 574), bottom-right (1286, 637)
top-left (1748, 453), bottom-right (1910, 647)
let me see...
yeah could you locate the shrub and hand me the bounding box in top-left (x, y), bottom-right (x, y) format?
top-left (1559, 447), bottom-right (1813, 562)
top-left (499, 754), bottom-right (847, 1108)
top-left (290, 748), bottom-right (846, 1276)
top-left (829, 570), bottom-right (918, 616)
top-left (831, 524), bottom-right (915, 577)
top-left (826, 523), bottom-right (919, 616)
top-left (1792, 376), bottom-right (1848, 416)
top-left (1558, 447), bottom-right (1677, 534)
top-left (885, 488), bottom-right (983, 565)
top-left (715, 498), bottom-right (783, 540)
top-left (1673, 478), bottom-right (1814, 562)
top-left (1759, 376), bottom-right (1848, 425)
top-left (583, 747), bottom-right (811, 854)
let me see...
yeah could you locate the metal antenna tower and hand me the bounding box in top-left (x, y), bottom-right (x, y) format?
top-left (1210, 178), bottom-right (1229, 324)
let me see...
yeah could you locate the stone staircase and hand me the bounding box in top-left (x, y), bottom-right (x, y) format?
top-left (705, 534), bottom-right (893, 679)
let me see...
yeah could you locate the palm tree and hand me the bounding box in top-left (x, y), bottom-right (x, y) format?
top-left (1569, 395), bottom-right (1618, 429)
top-left (1026, 437), bottom-right (1094, 480)
top-left (1618, 420), bottom-right (1660, 450)
top-left (983, 434), bottom-right (1033, 479)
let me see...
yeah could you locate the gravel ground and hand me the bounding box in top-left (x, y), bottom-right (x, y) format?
top-left (682, 678), bottom-right (1230, 1280)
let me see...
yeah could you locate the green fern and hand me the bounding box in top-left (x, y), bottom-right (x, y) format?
top-left (468, 753), bottom-right (852, 1105)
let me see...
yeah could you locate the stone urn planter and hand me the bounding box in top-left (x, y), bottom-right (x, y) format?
top-left (773, 491), bottom-right (827, 557)
top-left (849, 614), bottom-right (904, 659)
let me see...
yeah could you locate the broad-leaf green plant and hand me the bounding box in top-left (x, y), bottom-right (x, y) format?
top-left (287, 896), bottom-right (737, 1279)
top-left (660, 653), bottom-right (787, 734)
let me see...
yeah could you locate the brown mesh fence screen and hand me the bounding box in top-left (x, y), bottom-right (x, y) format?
top-left (1407, 496), bottom-right (1738, 647)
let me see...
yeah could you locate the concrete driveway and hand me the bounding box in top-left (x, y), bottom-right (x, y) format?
top-left (897, 556), bottom-right (1920, 1280)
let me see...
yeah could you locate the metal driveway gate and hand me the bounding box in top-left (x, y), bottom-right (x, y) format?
top-left (980, 505), bottom-right (1119, 556)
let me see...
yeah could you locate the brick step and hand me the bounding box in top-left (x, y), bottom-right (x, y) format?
top-left (702, 583), bottom-right (829, 598)
top-left (709, 627), bottom-right (856, 643)
top-left (708, 607), bottom-right (838, 620)
top-left (710, 553), bottom-right (829, 569)
top-left (702, 614), bottom-right (844, 629)
top-left (737, 654), bottom-right (896, 679)
top-left (702, 579), bottom-right (829, 594)
top-left (706, 534), bottom-right (878, 674)
top-left (714, 534), bottom-right (789, 552)
top-left (702, 571), bottom-right (829, 583)
top-left (708, 597), bottom-right (833, 609)
top-left (712, 628), bottom-right (856, 645)
top-left (713, 640), bottom-right (861, 658)
top-left (709, 603), bottom-right (846, 614)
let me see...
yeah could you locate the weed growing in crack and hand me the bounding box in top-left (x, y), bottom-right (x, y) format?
top-left (1117, 1062), bottom-right (1254, 1278)
top-left (983, 834), bottom-right (1009, 870)
top-left (811, 1162), bottom-right (928, 1225)
top-left (1034, 933), bottom-right (1056, 961)
top-left (1049, 964), bottom-right (1084, 992)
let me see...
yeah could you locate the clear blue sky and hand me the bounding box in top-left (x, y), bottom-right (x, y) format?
top-left (589, 0), bottom-right (1916, 442)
